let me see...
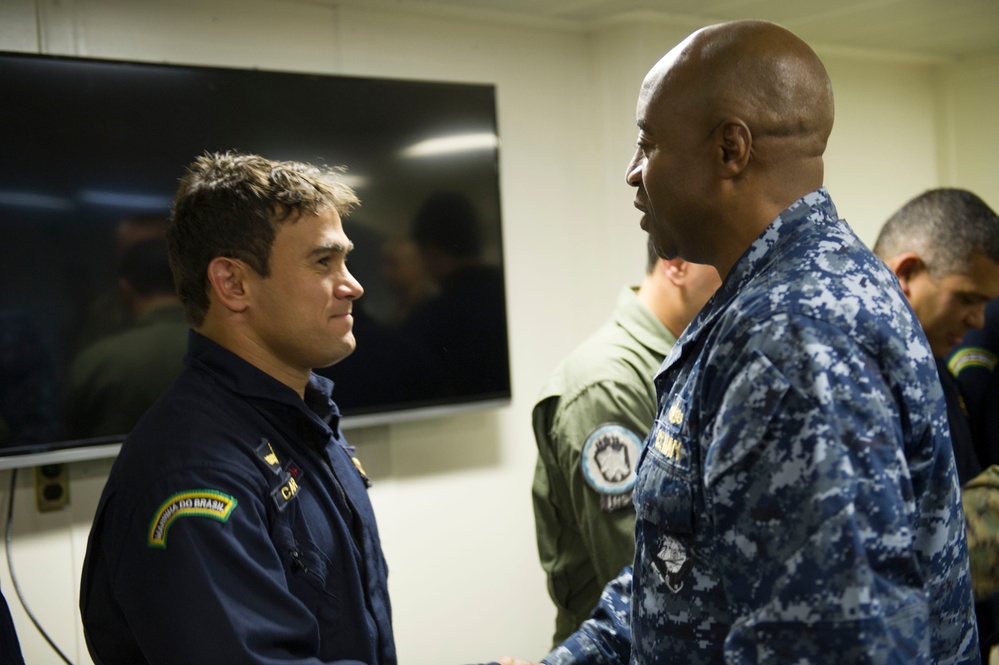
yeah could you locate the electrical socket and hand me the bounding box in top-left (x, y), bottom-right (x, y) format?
top-left (34, 464), bottom-right (69, 512)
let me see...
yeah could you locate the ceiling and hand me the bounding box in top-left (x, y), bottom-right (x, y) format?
top-left (336, 0), bottom-right (999, 61)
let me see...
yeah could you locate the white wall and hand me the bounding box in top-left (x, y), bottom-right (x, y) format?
top-left (935, 52), bottom-right (999, 211)
top-left (822, 52), bottom-right (941, 245)
top-left (1, 2), bottom-right (995, 664)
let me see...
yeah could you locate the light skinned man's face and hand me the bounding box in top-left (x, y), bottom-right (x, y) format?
top-left (902, 252), bottom-right (999, 358)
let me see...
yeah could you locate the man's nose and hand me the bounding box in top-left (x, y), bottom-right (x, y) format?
top-left (967, 305), bottom-right (987, 330)
top-left (625, 150), bottom-right (641, 186)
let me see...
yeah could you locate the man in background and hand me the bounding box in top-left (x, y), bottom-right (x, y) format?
top-left (950, 296), bottom-right (999, 470)
top-left (873, 188), bottom-right (999, 481)
top-left (874, 188), bottom-right (999, 662)
top-left (532, 238), bottom-right (719, 645)
top-left (80, 152), bottom-right (395, 664)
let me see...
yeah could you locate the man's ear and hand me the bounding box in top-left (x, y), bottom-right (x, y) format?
top-left (716, 118), bottom-right (752, 178)
top-left (206, 256), bottom-right (251, 313)
top-left (886, 252), bottom-right (926, 296)
top-left (661, 257), bottom-right (687, 286)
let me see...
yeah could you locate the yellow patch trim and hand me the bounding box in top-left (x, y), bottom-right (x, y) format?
top-left (948, 347), bottom-right (997, 377)
top-left (148, 489), bottom-right (238, 550)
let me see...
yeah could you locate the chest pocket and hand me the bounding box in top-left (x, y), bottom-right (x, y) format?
top-left (634, 416), bottom-right (695, 536)
top-left (271, 507), bottom-right (342, 621)
top-left (634, 409), bottom-right (697, 592)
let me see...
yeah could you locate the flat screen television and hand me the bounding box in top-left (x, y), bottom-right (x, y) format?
top-left (0, 51), bottom-right (509, 467)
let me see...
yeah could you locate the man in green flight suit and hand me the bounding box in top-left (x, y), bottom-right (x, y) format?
top-left (531, 238), bottom-right (719, 645)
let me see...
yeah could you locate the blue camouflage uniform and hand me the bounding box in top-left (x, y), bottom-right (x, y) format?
top-left (80, 331), bottom-right (395, 665)
top-left (544, 189), bottom-right (979, 664)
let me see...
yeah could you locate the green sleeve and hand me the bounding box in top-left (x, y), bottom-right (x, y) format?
top-left (555, 379), bottom-right (655, 579)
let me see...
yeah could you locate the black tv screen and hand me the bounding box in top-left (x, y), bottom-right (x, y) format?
top-left (0, 51), bottom-right (509, 461)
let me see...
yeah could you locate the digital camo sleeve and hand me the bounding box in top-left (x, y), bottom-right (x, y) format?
top-left (542, 567), bottom-right (633, 665)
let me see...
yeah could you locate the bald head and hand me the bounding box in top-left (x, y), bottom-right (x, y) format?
top-left (628, 20), bottom-right (835, 275)
top-left (648, 20), bottom-right (833, 169)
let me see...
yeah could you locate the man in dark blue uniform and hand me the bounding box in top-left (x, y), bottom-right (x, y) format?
top-left (874, 188), bottom-right (999, 663)
top-left (80, 152), bottom-right (395, 664)
top-left (951, 296), bottom-right (999, 470)
top-left (0, 586), bottom-right (24, 665)
top-left (874, 188), bottom-right (999, 484)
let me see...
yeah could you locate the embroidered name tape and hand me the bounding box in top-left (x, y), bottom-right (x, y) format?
top-left (271, 468), bottom-right (303, 512)
top-left (148, 490), bottom-right (238, 549)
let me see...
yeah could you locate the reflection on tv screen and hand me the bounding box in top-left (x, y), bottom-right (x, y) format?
top-left (0, 51), bottom-right (509, 456)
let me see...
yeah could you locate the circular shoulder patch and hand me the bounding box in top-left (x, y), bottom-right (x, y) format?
top-left (580, 424), bottom-right (643, 496)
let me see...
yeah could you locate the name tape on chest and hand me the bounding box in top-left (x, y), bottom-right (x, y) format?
top-left (147, 489), bottom-right (238, 549)
top-left (271, 466), bottom-right (305, 512)
top-left (652, 397), bottom-right (686, 462)
top-left (581, 424), bottom-right (643, 511)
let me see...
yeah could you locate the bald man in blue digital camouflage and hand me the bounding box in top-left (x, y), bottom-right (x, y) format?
top-left (499, 18), bottom-right (978, 665)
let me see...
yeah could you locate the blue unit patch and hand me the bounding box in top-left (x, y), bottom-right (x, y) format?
top-left (581, 423), bottom-right (643, 511)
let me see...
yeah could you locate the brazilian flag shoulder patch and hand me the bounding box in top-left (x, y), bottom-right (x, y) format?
top-left (147, 489), bottom-right (238, 549)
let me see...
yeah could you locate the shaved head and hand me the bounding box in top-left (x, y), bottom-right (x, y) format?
top-left (647, 20), bottom-right (834, 171)
top-left (628, 20), bottom-right (836, 275)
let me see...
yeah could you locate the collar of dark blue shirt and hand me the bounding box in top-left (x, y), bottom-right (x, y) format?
top-left (185, 330), bottom-right (342, 434)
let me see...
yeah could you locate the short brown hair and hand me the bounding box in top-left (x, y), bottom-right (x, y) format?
top-left (168, 151), bottom-right (359, 326)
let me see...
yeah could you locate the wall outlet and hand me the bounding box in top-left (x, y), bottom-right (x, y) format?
top-left (34, 464), bottom-right (69, 512)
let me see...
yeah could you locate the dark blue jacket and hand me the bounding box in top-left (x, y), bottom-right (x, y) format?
top-left (950, 297), bottom-right (999, 470)
top-left (0, 587), bottom-right (23, 665)
top-left (80, 331), bottom-right (394, 664)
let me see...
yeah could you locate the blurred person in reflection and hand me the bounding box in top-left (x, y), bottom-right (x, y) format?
top-left (80, 151), bottom-right (395, 664)
top-left (65, 236), bottom-right (188, 439)
top-left (532, 237), bottom-right (719, 645)
top-left (874, 188), bottom-right (999, 662)
top-left (403, 191), bottom-right (510, 397)
top-left (77, 214), bottom-right (174, 347)
top-left (499, 18), bottom-right (977, 665)
top-left (382, 235), bottom-right (435, 326)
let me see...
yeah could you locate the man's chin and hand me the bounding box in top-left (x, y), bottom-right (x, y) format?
top-left (932, 341), bottom-right (957, 361)
top-left (316, 338), bottom-right (357, 369)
